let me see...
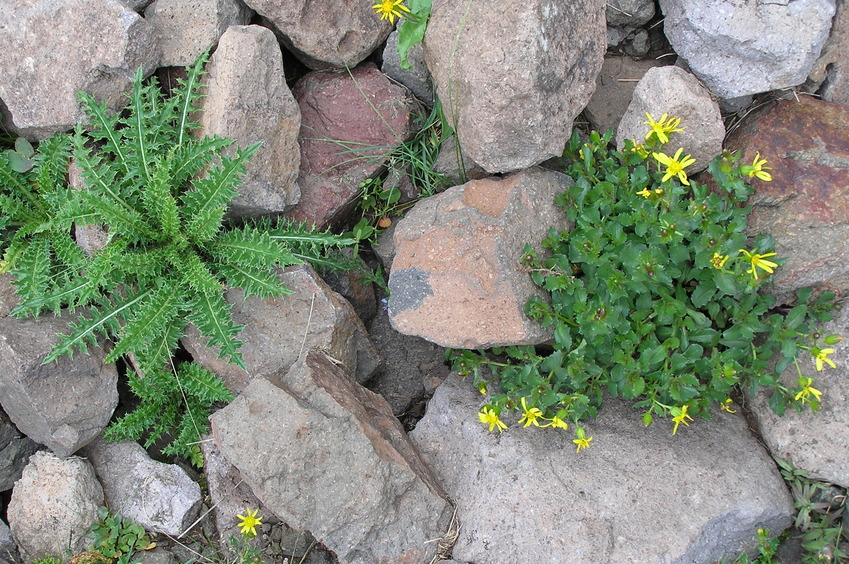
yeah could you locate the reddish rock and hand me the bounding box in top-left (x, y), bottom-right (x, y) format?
top-left (286, 64), bottom-right (414, 228)
top-left (727, 96), bottom-right (849, 303)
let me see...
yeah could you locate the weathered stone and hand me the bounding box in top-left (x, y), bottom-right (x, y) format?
top-left (0, 275), bottom-right (19, 319)
top-left (584, 56), bottom-right (667, 136)
top-left (616, 65), bottom-right (724, 173)
top-left (0, 410), bottom-right (41, 492)
top-left (8, 451), bottom-right (104, 562)
top-left (432, 135), bottom-right (488, 188)
top-left (606, 0), bottom-right (655, 27)
top-left (239, 0), bottom-right (392, 69)
top-left (184, 264), bottom-right (381, 394)
top-left (424, 0), bottom-right (606, 173)
top-left (211, 351), bottom-right (454, 564)
top-left (0, 314), bottom-right (118, 458)
top-left (808, 0), bottom-right (849, 104)
top-left (410, 374), bottom-right (794, 564)
top-left (0, 519), bottom-right (19, 564)
top-left (145, 0), bottom-right (252, 67)
top-left (382, 30), bottom-right (433, 104)
top-left (199, 25), bottom-right (301, 217)
top-left (748, 304), bottom-right (849, 488)
top-left (0, 0), bottom-right (160, 140)
top-left (726, 96), bottom-right (849, 304)
top-left (388, 167), bottom-right (572, 349)
top-left (81, 437), bottom-right (202, 536)
top-left (286, 64), bottom-right (413, 228)
top-left (659, 0), bottom-right (836, 99)
top-left (318, 251), bottom-right (378, 326)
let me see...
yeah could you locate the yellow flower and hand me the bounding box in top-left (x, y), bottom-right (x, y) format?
top-left (544, 415), bottom-right (569, 430)
top-left (671, 405), bottom-right (693, 435)
top-left (478, 406), bottom-right (508, 432)
top-left (518, 397), bottom-right (545, 428)
top-left (741, 152), bottom-right (772, 182)
top-left (653, 148), bottom-right (696, 185)
top-left (236, 508), bottom-right (263, 538)
top-left (710, 252), bottom-right (729, 270)
top-left (636, 187), bottom-right (652, 198)
top-left (643, 113), bottom-right (685, 145)
top-left (794, 377), bottom-right (823, 404)
top-left (572, 427), bottom-right (592, 452)
top-left (813, 347), bottom-right (837, 371)
top-left (372, 0), bottom-right (411, 24)
top-left (631, 143), bottom-right (650, 158)
top-left (738, 249), bottom-right (778, 280)
top-left (720, 399), bottom-right (736, 413)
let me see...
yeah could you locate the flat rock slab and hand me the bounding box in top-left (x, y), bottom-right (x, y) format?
top-left (388, 167), bottom-right (572, 349)
top-left (410, 374), bottom-right (794, 564)
top-left (211, 351), bottom-right (453, 564)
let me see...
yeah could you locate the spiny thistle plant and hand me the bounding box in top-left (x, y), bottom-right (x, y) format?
top-left (0, 52), bottom-right (357, 458)
top-left (451, 114), bottom-right (840, 448)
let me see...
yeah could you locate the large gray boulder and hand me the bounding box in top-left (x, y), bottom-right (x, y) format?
top-left (423, 0), bottom-right (606, 173)
top-left (199, 25), bottom-right (301, 217)
top-left (0, 0), bottom-right (160, 140)
top-left (411, 374), bottom-right (794, 564)
top-left (211, 351), bottom-right (454, 564)
top-left (659, 0), bottom-right (836, 99)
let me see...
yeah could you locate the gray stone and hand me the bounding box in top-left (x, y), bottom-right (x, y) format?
top-left (388, 167), bottom-right (572, 349)
top-left (0, 0), bottom-right (160, 140)
top-left (145, 0), bottom-right (252, 67)
top-left (0, 275), bottom-right (19, 323)
top-left (211, 351), bottom-right (454, 564)
top-left (0, 409), bottom-right (41, 492)
top-left (808, 0), bottom-right (849, 104)
top-left (0, 520), bottom-right (19, 564)
top-left (432, 135), bottom-right (488, 187)
top-left (199, 25), bottom-right (301, 217)
top-left (584, 56), bottom-right (667, 136)
top-left (81, 437), bottom-right (202, 537)
top-left (382, 30), bottom-right (433, 104)
top-left (184, 264), bottom-right (381, 395)
top-left (8, 451), bottom-right (104, 562)
top-left (239, 0), bottom-right (393, 69)
top-left (424, 0), bottom-right (606, 173)
top-left (0, 314), bottom-right (118, 458)
top-left (410, 374), bottom-right (794, 564)
top-left (606, 0), bottom-right (655, 27)
top-left (659, 0), bottom-right (836, 98)
top-left (616, 65), bottom-right (725, 173)
top-left (136, 548), bottom-right (178, 564)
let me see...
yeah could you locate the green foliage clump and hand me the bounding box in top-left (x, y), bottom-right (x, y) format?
top-left (396, 0), bottom-right (432, 70)
top-left (451, 126), bottom-right (839, 440)
top-left (87, 507), bottom-right (152, 564)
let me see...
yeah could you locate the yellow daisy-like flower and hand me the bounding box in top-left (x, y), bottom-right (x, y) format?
top-left (544, 415), bottom-right (569, 430)
top-left (813, 347), bottom-right (837, 371)
top-left (671, 405), bottom-right (693, 435)
top-left (720, 399), bottom-right (737, 413)
top-left (710, 252), bottom-right (729, 270)
top-left (572, 427), bottom-right (592, 452)
top-left (518, 397), bottom-right (545, 428)
top-left (236, 508), bottom-right (263, 538)
top-left (478, 406), bottom-right (508, 433)
top-left (643, 113), bottom-right (685, 145)
top-left (738, 249), bottom-right (778, 280)
top-left (741, 152), bottom-right (772, 182)
top-left (653, 148), bottom-right (696, 186)
top-left (372, 0), bottom-right (411, 24)
top-left (794, 377), bottom-right (823, 404)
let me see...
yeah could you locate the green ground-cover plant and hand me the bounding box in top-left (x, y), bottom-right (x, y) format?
top-left (0, 52), bottom-right (358, 458)
top-left (87, 507), bottom-right (154, 564)
top-left (451, 119), bottom-right (840, 446)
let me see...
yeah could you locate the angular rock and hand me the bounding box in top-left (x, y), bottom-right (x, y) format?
top-left (584, 56), bottom-right (667, 136)
top-left (808, 0), bottom-right (849, 104)
top-left (8, 451), bottom-right (104, 562)
top-left (423, 0), bottom-right (606, 173)
top-left (199, 25), bottom-right (301, 217)
top-left (382, 30), bottom-right (433, 105)
top-left (184, 264), bottom-right (381, 394)
top-left (211, 351), bottom-right (454, 564)
top-left (81, 437), bottom-right (202, 536)
top-left (0, 275), bottom-right (19, 319)
top-left (726, 96), bottom-right (849, 304)
top-left (286, 64), bottom-right (413, 228)
top-left (410, 374), bottom-right (794, 564)
top-left (388, 167), bottom-right (572, 349)
top-left (432, 135), bottom-right (488, 187)
top-left (606, 0), bottom-right (655, 27)
top-left (748, 304), bottom-right (849, 488)
top-left (616, 65), bottom-right (724, 173)
top-left (144, 0), bottom-right (252, 67)
top-left (239, 0), bottom-right (392, 69)
top-left (0, 314), bottom-right (118, 458)
top-left (0, 519), bottom-right (19, 564)
top-left (659, 0), bottom-right (836, 99)
top-left (0, 0), bottom-right (160, 140)
top-left (0, 410), bottom-right (41, 492)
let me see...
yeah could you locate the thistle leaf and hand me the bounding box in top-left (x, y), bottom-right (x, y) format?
top-left (105, 284), bottom-right (185, 364)
top-left (186, 290), bottom-right (245, 369)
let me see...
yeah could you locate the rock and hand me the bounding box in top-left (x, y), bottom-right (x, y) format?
top-left (0, 0), bottom-right (160, 140)
top-left (0, 520), bottom-right (19, 564)
top-left (808, 0), bottom-right (849, 104)
top-left (0, 275), bottom-right (19, 320)
top-left (658, 0), bottom-right (836, 99)
top-left (239, 0), bottom-right (392, 70)
top-left (0, 410), bottom-right (41, 492)
top-left (381, 30), bottom-right (433, 104)
top-left (616, 65), bottom-right (724, 173)
top-left (318, 252), bottom-right (378, 326)
top-left (747, 304), bottom-right (849, 488)
top-left (8, 451), bottom-right (104, 562)
top-left (198, 25), bottom-right (301, 217)
top-left (584, 56), bottom-right (667, 136)
top-left (606, 0), bottom-right (655, 27)
top-left (286, 64), bottom-right (414, 228)
top-left (726, 96), bottom-right (849, 304)
top-left (81, 437), bottom-right (202, 537)
top-left (410, 374), bottom-right (794, 564)
top-left (432, 135), bottom-right (488, 187)
top-left (135, 548), bottom-right (178, 564)
top-left (0, 314), bottom-right (118, 458)
top-left (144, 0), bottom-right (252, 66)
top-left (423, 0), bottom-right (606, 173)
top-left (211, 351), bottom-right (454, 564)
top-left (184, 264), bottom-right (381, 394)
top-left (388, 167), bottom-right (572, 349)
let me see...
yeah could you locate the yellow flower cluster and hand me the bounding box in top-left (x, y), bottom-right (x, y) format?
top-left (371, 0), bottom-right (410, 23)
top-left (478, 398), bottom-right (593, 452)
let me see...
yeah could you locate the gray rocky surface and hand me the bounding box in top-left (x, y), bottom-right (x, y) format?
top-left (0, 410), bottom-right (41, 492)
top-left (584, 56), bottom-right (667, 136)
top-left (808, 0), bottom-right (849, 104)
top-left (382, 30), bottom-right (433, 105)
